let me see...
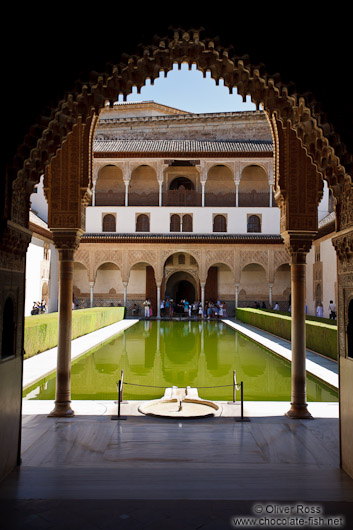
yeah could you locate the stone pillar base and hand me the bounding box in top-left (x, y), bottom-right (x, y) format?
top-left (48, 402), bottom-right (75, 418)
top-left (286, 403), bottom-right (313, 419)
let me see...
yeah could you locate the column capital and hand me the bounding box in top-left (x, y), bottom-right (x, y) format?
top-left (52, 229), bottom-right (83, 256)
top-left (282, 231), bottom-right (316, 263)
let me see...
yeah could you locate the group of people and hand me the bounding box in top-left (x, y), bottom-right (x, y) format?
top-left (140, 298), bottom-right (228, 319)
top-left (30, 300), bottom-right (46, 315)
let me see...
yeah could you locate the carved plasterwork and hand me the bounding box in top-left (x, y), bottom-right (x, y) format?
top-left (204, 249), bottom-right (235, 276)
top-left (332, 231), bottom-right (353, 274)
top-left (240, 249), bottom-right (269, 275)
top-left (93, 249), bottom-right (123, 275)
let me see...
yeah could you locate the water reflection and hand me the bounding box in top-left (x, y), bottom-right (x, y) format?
top-left (23, 320), bottom-right (338, 403)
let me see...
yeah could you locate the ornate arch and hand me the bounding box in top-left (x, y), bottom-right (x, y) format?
top-left (8, 27), bottom-right (351, 230)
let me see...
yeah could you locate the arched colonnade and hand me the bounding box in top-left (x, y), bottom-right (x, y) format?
top-left (93, 159), bottom-right (274, 208)
top-left (74, 246), bottom-right (291, 314)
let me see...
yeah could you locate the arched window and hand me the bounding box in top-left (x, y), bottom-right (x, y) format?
top-left (136, 214), bottom-right (150, 232)
top-left (102, 214), bottom-right (116, 232)
top-left (169, 177), bottom-right (194, 190)
top-left (213, 215), bottom-right (227, 232)
top-left (170, 214), bottom-right (181, 232)
top-left (247, 215), bottom-right (261, 232)
top-left (182, 214), bottom-right (193, 232)
top-left (1, 297), bottom-right (15, 359)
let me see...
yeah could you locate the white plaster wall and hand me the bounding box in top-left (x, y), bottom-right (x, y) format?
top-left (47, 244), bottom-right (58, 313)
top-left (25, 238), bottom-right (44, 316)
top-left (86, 206), bottom-right (281, 235)
top-left (128, 269), bottom-right (146, 294)
top-left (95, 267), bottom-right (123, 294)
top-left (305, 235), bottom-right (336, 318)
top-left (321, 237), bottom-right (337, 318)
top-left (218, 269), bottom-right (235, 299)
top-left (25, 239), bottom-right (59, 315)
top-left (30, 175), bottom-right (48, 223)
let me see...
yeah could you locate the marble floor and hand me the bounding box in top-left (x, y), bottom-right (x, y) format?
top-left (4, 319), bottom-right (350, 529)
top-left (1, 412), bottom-right (353, 529)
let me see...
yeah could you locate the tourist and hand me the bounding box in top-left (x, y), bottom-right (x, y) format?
top-left (143, 299), bottom-right (150, 318)
top-left (316, 303), bottom-right (323, 318)
top-left (132, 303), bottom-right (139, 316)
top-left (160, 299), bottom-right (165, 317)
top-left (329, 300), bottom-right (337, 319)
top-left (198, 303), bottom-right (203, 318)
top-left (274, 302), bottom-right (279, 310)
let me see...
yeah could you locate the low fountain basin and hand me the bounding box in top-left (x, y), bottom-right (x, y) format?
top-left (138, 386), bottom-right (222, 418)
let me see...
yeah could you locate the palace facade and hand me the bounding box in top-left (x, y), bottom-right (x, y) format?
top-left (76, 101), bottom-right (288, 317)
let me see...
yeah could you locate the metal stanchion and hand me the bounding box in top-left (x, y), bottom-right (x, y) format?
top-left (111, 378), bottom-right (127, 420)
top-left (235, 381), bottom-right (250, 422)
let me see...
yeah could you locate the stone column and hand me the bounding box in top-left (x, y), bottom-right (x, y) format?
top-left (235, 284), bottom-right (240, 311)
top-left (124, 181), bottom-right (129, 207)
top-left (284, 234), bottom-right (314, 419)
top-left (158, 181), bottom-right (163, 207)
top-left (123, 282), bottom-right (128, 308)
top-left (235, 181), bottom-right (239, 207)
top-left (201, 181), bottom-right (205, 207)
top-left (49, 231), bottom-right (81, 417)
top-left (156, 282), bottom-right (161, 318)
top-left (200, 282), bottom-right (205, 311)
top-left (92, 180), bottom-right (97, 207)
top-left (89, 281), bottom-right (94, 308)
top-left (269, 283), bottom-right (273, 307)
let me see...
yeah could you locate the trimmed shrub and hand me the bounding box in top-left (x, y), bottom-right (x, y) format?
top-left (236, 308), bottom-right (337, 361)
top-left (24, 307), bottom-right (125, 359)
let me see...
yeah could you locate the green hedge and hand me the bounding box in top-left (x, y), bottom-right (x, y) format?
top-left (24, 307), bottom-right (125, 359)
top-left (236, 308), bottom-right (337, 361)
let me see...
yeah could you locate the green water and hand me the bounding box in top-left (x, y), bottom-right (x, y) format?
top-left (23, 320), bottom-right (338, 402)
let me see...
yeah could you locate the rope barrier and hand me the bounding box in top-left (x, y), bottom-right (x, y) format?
top-left (112, 368), bottom-right (249, 421)
top-left (123, 381), bottom-right (234, 389)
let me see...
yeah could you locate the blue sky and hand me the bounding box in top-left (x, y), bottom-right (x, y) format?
top-left (120, 63), bottom-right (256, 113)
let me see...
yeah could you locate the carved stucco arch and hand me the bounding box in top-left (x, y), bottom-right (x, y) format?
top-left (8, 26), bottom-right (351, 234)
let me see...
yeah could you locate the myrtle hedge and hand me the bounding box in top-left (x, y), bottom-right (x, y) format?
top-left (24, 307), bottom-right (125, 359)
top-left (235, 308), bottom-right (337, 361)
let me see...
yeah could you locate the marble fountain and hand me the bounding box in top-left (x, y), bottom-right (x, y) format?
top-left (138, 386), bottom-right (222, 418)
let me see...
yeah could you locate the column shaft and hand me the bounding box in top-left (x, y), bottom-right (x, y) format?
top-left (49, 248), bottom-right (75, 417)
top-left (286, 259), bottom-right (311, 419)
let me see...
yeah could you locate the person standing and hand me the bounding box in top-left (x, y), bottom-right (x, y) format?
top-left (329, 300), bottom-right (337, 319)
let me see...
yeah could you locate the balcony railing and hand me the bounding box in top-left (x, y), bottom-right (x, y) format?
top-left (164, 189), bottom-right (202, 207)
top-left (94, 190), bottom-right (277, 207)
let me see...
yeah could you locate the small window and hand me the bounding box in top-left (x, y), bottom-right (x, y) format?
top-left (213, 215), bottom-right (227, 232)
top-left (102, 214), bottom-right (116, 232)
top-left (182, 214), bottom-right (193, 232)
top-left (178, 254), bottom-right (185, 265)
top-left (247, 215), bottom-right (261, 233)
top-left (136, 214), bottom-right (150, 232)
top-left (170, 214), bottom-right (181, 232)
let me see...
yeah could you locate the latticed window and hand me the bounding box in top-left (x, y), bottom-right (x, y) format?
top-left (102, 214), bottom-right (116, 232)
top-left (170, 214), bottom-right (181, 232)
top-left (182, 214), bottom-right (193, 232)
top-left (178, 254), bottom-right (185, 265)
top-left (136, 214), bottom-right (150, 232)
top-left (213, 214), bottom-right (227, 232)
top-left (247, 215), bottom-right (261, 232)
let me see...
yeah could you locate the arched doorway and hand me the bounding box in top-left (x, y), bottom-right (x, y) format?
top-left (1, 24), bottom-right (352, 481)
top-left (165, 271), bottom-right (197, 306)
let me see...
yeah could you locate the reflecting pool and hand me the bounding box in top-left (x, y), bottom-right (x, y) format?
top-left (23, 320), bottom-right (338, 402)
